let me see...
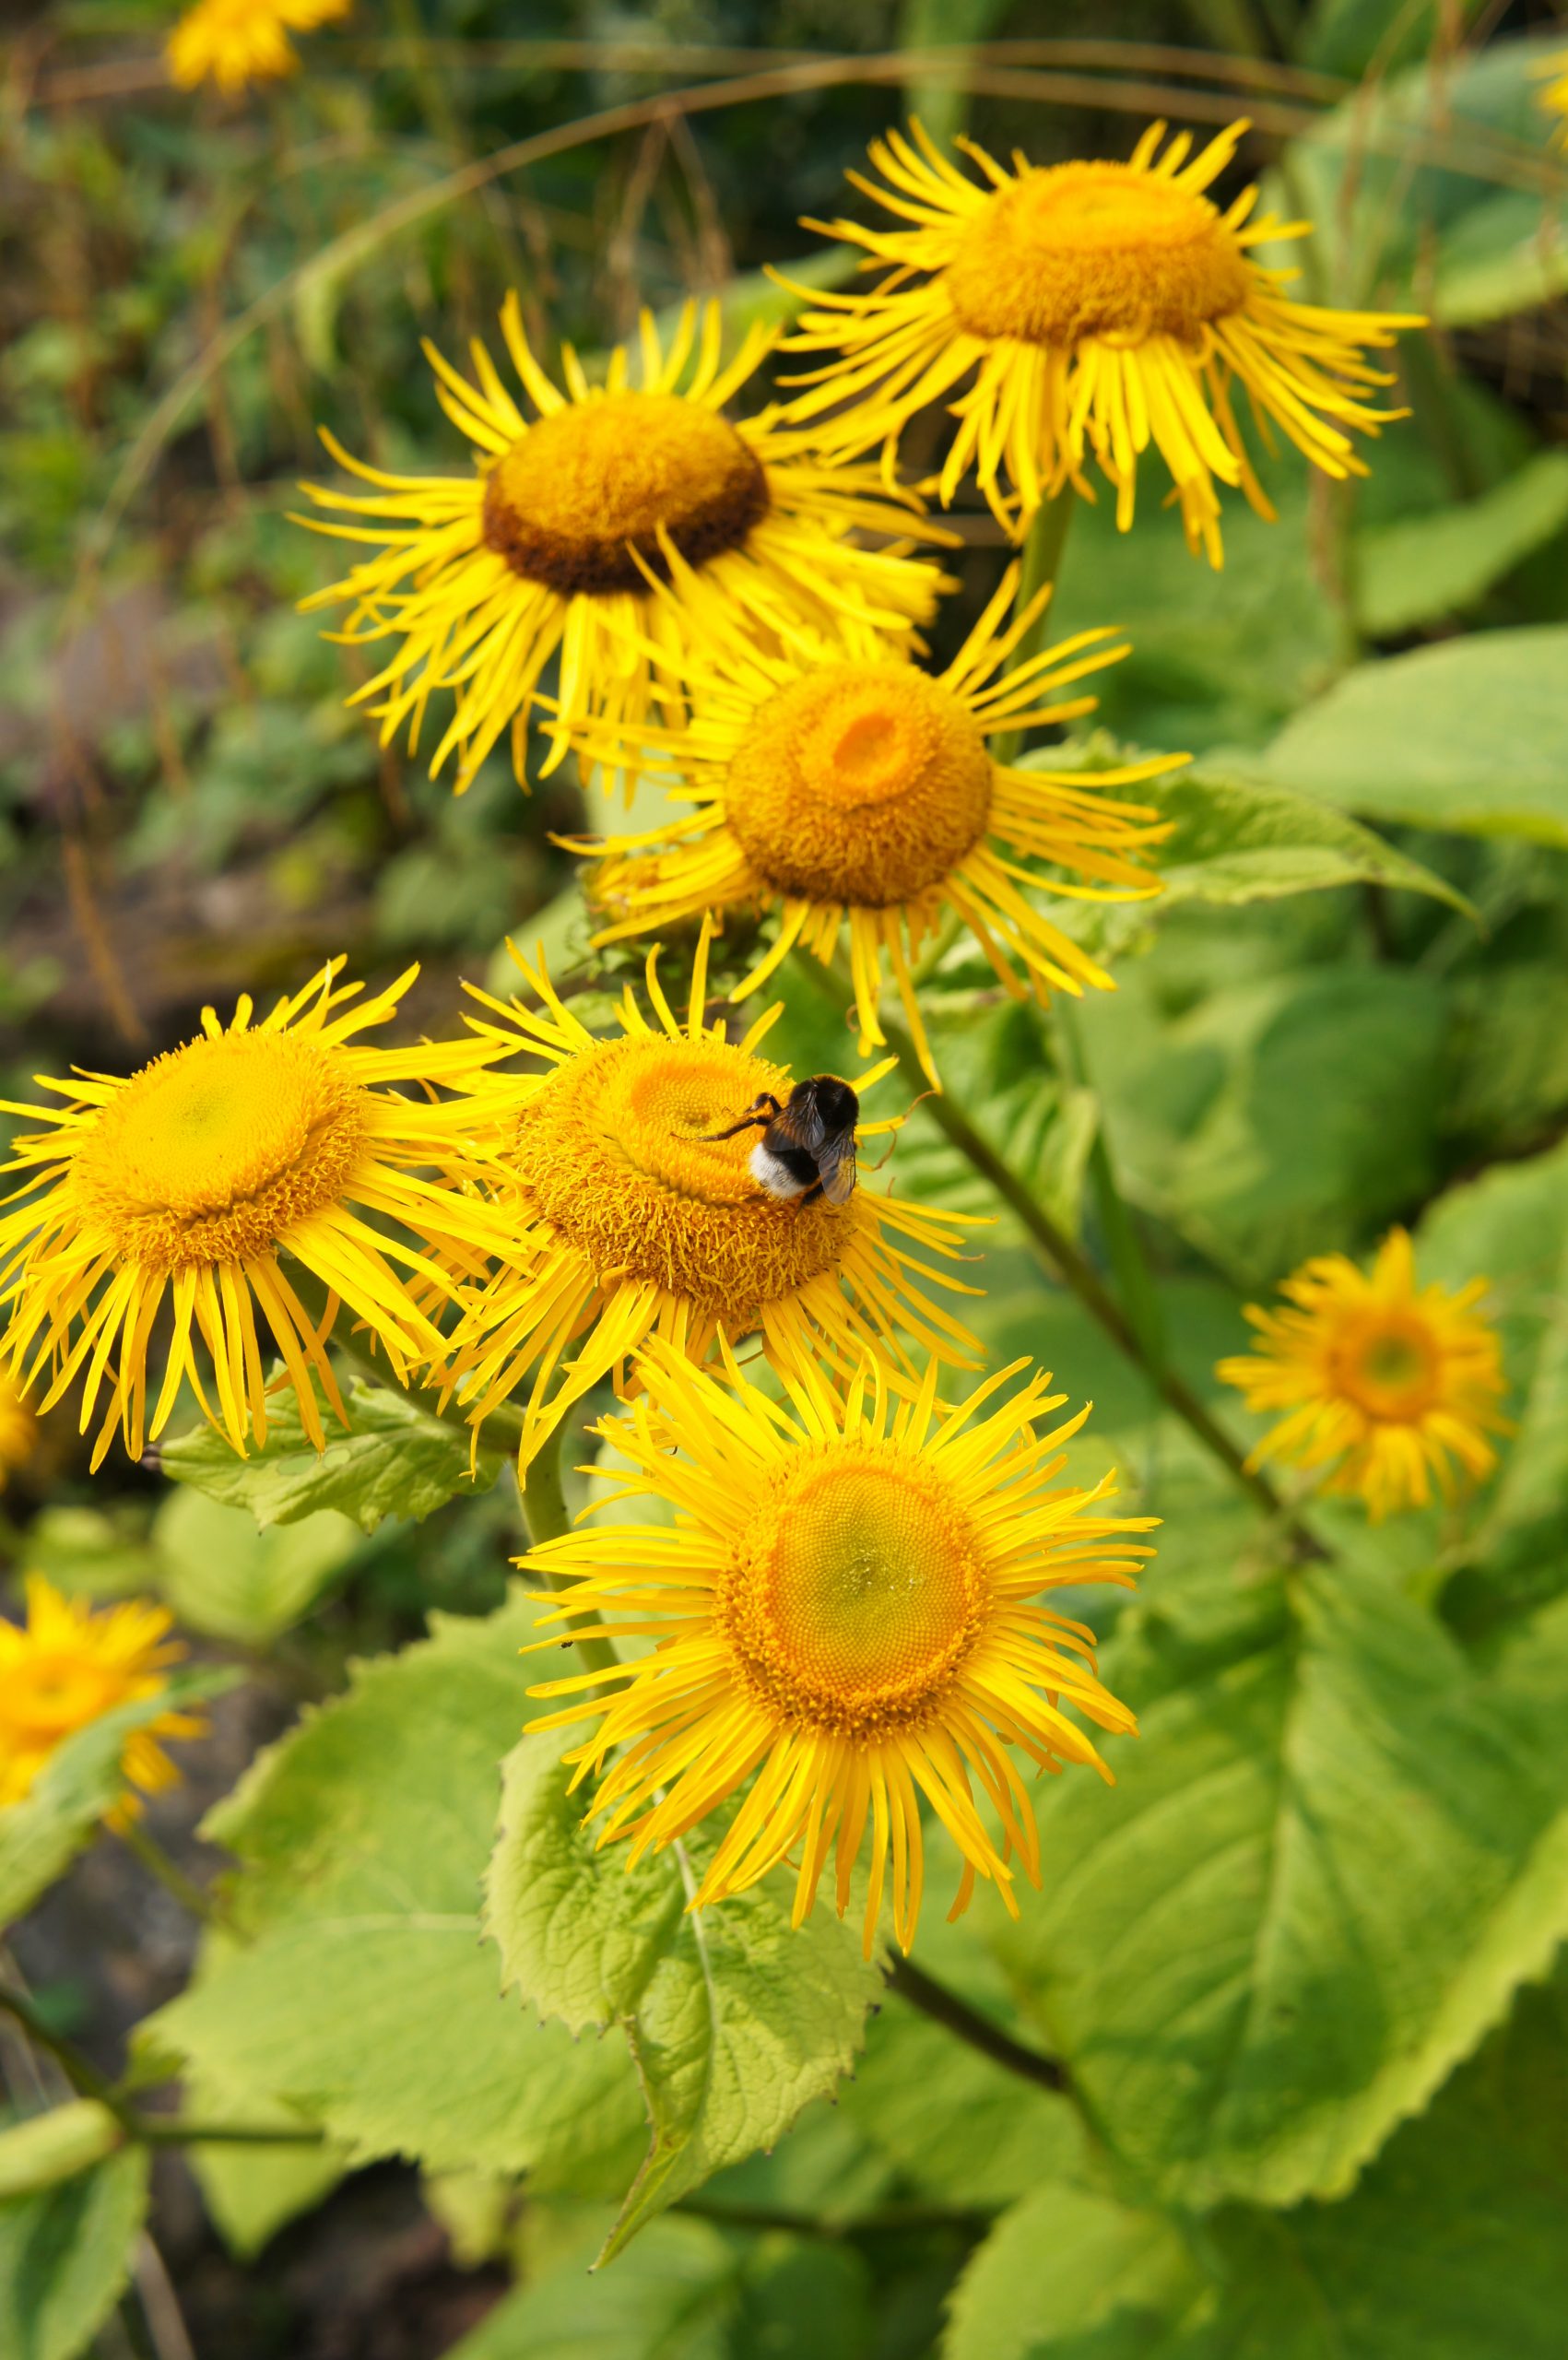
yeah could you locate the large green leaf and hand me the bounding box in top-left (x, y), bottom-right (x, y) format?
top-left (486, 1734), bottom-right (882, 2261)
top-left (146, 1599), bottom-right (646, 2190)
top-left (944, 1965), bottom-right (1568, 2360)
top-left (158, 1376), bottom-right (503, 1534)
top-left (152, 1488), bottom-right (360, 1644)
top-left (0, 2147), bottom-right (148, 2360)
top-left (987, 1547), bottom-right (1568, 2210)
top-left (0, 1671), bottom-right (232, 1929)
top-left (1262, 628), bottom-right (1568, 844)
top-left (1354, 453), bottom-right (1568, 638)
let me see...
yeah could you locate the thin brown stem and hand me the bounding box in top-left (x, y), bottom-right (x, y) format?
top-left (887, 1956), bottom-right (1069, 2094)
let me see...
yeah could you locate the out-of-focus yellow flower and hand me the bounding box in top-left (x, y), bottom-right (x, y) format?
top-left (525, 1340), bottom-right (1151, 1957)
top-left (298, 297), bottom-right (951, 798)
top-left (0, 962), bottom-right (513, 1468)
top-left (167, 0), bottom-right (350, 93)
top-left (1539, 54), bottom-right (1568, 145)
top-left (1217, 1228), bottom-right (1508, 1520)
top-left (0, 1370), bottom-right (37, 1492)
top-left (442, 925), bottom-right (982, 1469)
top-left (782, 119), bottom-right (1422, 564)
top-left (570, 550), bottom-right (1177, 1085)
top-left (0, 1575), bottom-right (205, 1814)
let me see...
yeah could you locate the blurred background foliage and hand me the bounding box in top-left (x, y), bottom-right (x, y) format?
top-left (2, 0), bottom-right (1568, 2353)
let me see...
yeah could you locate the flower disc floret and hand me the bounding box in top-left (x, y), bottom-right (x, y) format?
top-left (725, 664), bottom-right (993, 906)
top-left (1217, 1227), bottom-right (1508, 1520)
top-left (443, 922), bottom-right (983, 1467)
top-left (297, 296), bottom-right (951, 796)
top-left (0, 1575), bottom-right (206, 1816)
top-left (483, 394), bottom-right (769, 596)
top-left (525, 1343), bottom-right (1154, 1955)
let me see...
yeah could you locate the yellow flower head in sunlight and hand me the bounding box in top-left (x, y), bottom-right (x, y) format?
top-left (0, 1575), bottom-right (205, 1814)
top-left (297, 296), bottom-right (951, 797)
top-left (0, 963), bottom-right (511, 1469)
top-left (781, 119), bottom-right (1422, 564)
top-left (570, 552), bottom-right (1177, 1084)
top-left (0, 1369), bottom-right (38, 1492)
top-left (1217, 1228), bottom-right (1508, 1521)
top-left (442, 924), bottom-right (982, 1468)
top-left (167, 0), bottom-right (350, 93)
top-left (526, 1341), bottom-right (1151, 1957)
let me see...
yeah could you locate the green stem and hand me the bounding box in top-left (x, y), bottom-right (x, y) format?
top-left (116, 1818), bottom-right (226, 1929)
top-left (677, 2190), bottom-right (993, 2240)
top-left (0, 1984), bottom-right (136, 2130)
top-left (1054, 1002), bottom-right (1166, 1369)
top-left (996, 490), bottom-right (1077, 768)
top-left (133, 2117), bottom-right (325, 2148)
top-left (887, 1956), bottom-right (1069, 2095)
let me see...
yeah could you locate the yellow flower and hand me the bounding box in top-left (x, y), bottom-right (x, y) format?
top-left (0, 962), bottom-right (510, 1469)
top-left (0, 1369), bottom-right (37, 1492)
top-left (167, 0), bottom-right (350, 92)
top-left (442, 924), bottom-right (982, 1469)
top-left (781, 119), bottom-right (1421, 564)
top-left (570, 552), bottom-right (1177, 1084)
top-left (297, 297), bottom-right (951, 798)
top-left (1541, 54), bottom-right (1568, 145)
top-left (1217, 1228), bottom-right (1508, 1521)
top-left (0, 1575), bottom-right (205, 1814)
top-left (525, 1339), bottom-right (1151, 1956)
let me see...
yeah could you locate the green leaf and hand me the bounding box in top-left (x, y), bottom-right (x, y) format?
top-left (1080, 962), bottom-right (1445, 1284)
top-left (145, 1599), bottom-right (647, 2191)
top-left (444, 2214), bottom-right (739, 2360)
top-left (0, 2106), bottom-right (122, 2201)
top-left (1049, 748), bottom-right (1468, 962)
top-left (485, 1735), bottom-right (884, 2262)
top-left (1262, 628), bottom-right (1568, 844)
top-left (157, 1376), bottom-right (503, 1535)
top-left (1354, 453), bottom-right (1568, 637)
top-left (0, 2147), bottom-right (148, 2360)
top-left (0, 1672), bottom-right (231, 1929)
top-left (184, 2062), bottom-right (347, 2260)
top-left (945, 1965), bottom-right (1568, 2360)
top-left (987, 1550), bottom-right (1568, 2210)
top-left (152, 1489), bottom-right (360, 1644)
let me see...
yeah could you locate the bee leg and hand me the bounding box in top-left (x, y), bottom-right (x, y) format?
top-left (796, 1178), bottom-right (825, 1206)
top-left (696, 1094), bottom-right (781, 1144)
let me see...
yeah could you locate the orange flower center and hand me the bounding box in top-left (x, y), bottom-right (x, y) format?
top-left (482, 391), bottom-right (769, 596)
top-left (1331, 1313), bottom-right (1442, 1422)
top-left (720, 1447), bottom-right (988, 1736)
top-left (71, 1031), bottom-right (368, 1272)
top-left (725, 663), bottom-right (993, 907)
top-left (508, 1033), bottom-right (853, 1321)
top-left (0, 1650), bottom-right (126, 1743)
top-left (946, 161), bottom-right (1252, 348)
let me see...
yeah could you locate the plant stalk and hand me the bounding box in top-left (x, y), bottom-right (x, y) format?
top-left (116, 1817), bottom-right (226, 1929)
top-left (519, 1413), bottom-right (621, 1680)
top-left (887, 1956), bottom-right (1069, 2095)
top-left (995, 489), bottom-right (1077, 767)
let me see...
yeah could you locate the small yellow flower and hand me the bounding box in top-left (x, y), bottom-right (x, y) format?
top-left (0, 962), bottom-right (511, 1469)
top-left (167, 0), bottom-right (350, 92)
top-left (0, 1369), bottom-right (37, 1492)
top-left (781, 119), bottom-right (1421, 564)
top-left (1540, 53), bottom-right (1568, 145)
top-left (570, 552), bottom-right (1177, 1084)
top-left (1217, 1229), bottom-right (1508, 1520)
top-left (0, 1575), bottom-right (204, 1814)
top-left (298, 297), bottom-right (951, 798)
top-left (442, 924), bottom-right (983, 1468)
top-left (525, 1339), bottom-right (1151, 1957)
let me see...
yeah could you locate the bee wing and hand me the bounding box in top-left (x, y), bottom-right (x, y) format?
top-left (819, 1133), bottom-right (858, 1206)
top-left (772, 1092), bottom-right (827, 1155)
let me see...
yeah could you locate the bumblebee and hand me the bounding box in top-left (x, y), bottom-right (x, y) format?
top-left (701, 1076), bottom-right (859, 1207)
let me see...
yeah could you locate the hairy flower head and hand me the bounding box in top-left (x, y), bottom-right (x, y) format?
top-left (526, 1340), bottom-right (1151, 1955)
top-left (1217, 1228), bottom-right (1508, 1520)
top-left (782, 118), bottom-right (1421, 563)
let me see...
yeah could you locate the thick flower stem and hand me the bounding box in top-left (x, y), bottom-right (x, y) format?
top-left (519, 1413), bottom-right (621, 1681)
top-left (887, 1955), bottom-right (1069, 2095)
top-left (995, 489), bottom-right (1076, 768)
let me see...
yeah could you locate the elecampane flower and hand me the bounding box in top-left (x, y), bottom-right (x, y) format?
top-left (0, 1575), bottom-right (205, 1814)
top-left (1217, 1228), bottom-right (1507, 1520)
top-left (526, 1340), bottom-right (1151, 1956)
top-left (298, 296), bottom-right (951, 797)
top-left (1541, 54), bottom-right (1568, 144)
top-left (782, 119), bottom-right (1421, 564)
top-left (571, 552), bottom-right (1176, 1083)
top-left (167, 0), bottom-right (349, 92)
top-left (442, 925), bottom-right (982, 1468)
top-left (0, 962), bottom-right (510, 1468)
